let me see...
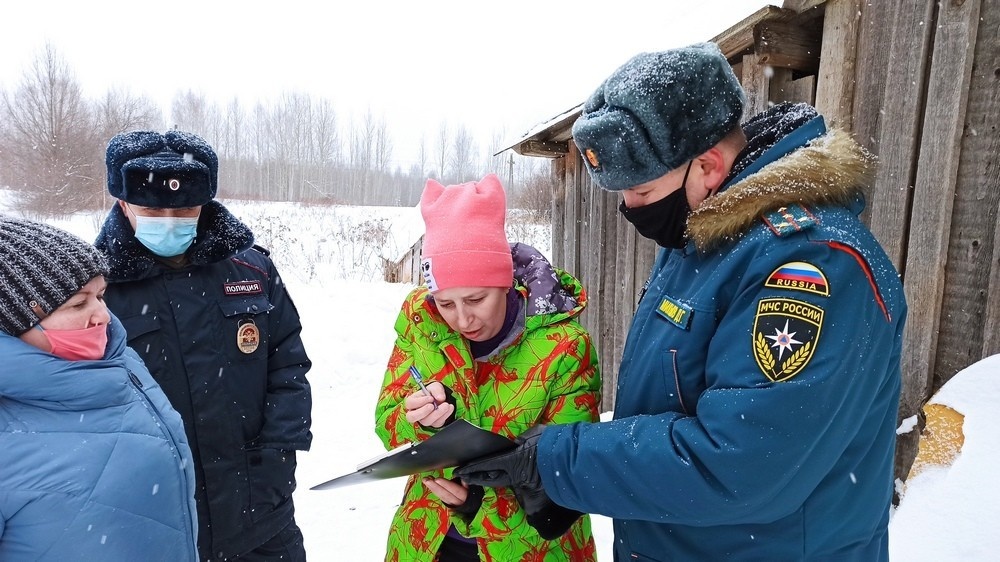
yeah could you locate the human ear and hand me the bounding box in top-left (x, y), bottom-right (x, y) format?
top-left (696, 148), bottom-right (729, 195)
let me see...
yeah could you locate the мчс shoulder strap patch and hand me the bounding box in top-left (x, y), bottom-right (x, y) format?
top-left (762, 204), bottom-right (819, 237)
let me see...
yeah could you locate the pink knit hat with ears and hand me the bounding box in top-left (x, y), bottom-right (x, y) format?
top-left (419, 173), bottom-right (513, 292)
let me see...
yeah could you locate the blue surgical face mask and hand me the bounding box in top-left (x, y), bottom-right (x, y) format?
top-left (132, 213), bottom-right (199, 257)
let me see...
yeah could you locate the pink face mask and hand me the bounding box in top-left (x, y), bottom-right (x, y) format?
top-left (37, 323), bottom-right (109, 361)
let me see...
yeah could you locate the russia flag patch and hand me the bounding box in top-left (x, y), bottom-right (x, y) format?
top-left (765, 261), bottom-right (830, 296)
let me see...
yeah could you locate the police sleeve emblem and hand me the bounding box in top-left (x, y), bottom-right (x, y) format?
top-left (752, 297), bottom-right (823, 381)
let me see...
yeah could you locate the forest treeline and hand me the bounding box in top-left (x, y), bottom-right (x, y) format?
top-left (0, 44), bottom-right (553, 217)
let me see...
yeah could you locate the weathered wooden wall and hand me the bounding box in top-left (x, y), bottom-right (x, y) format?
top-left (550, 149), bottom-right (657, 409)
top-left (850, 0), bottom-right (996, 483)
top-left (383, 238), bottom-right (423, 285)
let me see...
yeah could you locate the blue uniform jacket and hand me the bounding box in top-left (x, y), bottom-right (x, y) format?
top-left (95, 201), bottom-right (312, 560)
top-left (0, 315), bottom-right (198, 561)
top-left (538, 114), bottom-right (907, 560)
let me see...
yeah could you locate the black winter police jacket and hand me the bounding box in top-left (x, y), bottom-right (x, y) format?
top-left (95, 201), bottom-right (312, 560)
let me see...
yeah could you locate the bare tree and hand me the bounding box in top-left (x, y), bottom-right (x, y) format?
top-left (373, 115), bottom-right (393, 201)
top-left (89, 88), bottom-right (164, 210)
top-left (170, 90), bottom-right (211, 132)
top-left (248, 101), bottom-right (274, 199)
top-left (94, 88), bottom-right (164, 137)
top-left (269, 92), bottom-right (308, 200)
top-left (486, 127), bottom-right (512, 186)
top-left (347, 110), bottom-right (381, 204)
top-left (0, 43), bottom-right (102, 214)
top-left (0, 45), bottom-right (533, 211)
top-left (449, 124), bottom-right (477, 181)
top-left (509, 165), bottom-right (554, 220)
top-left (374, 117), bottom-right (392, 176)
top-left (416, 134), bottom-right (428, 178)
top-left (435, 121), bottom-right (449, 181)
top-left (304, 97), bottom-right (340, 202)
top-left (311, 98), bottom-right (340, 168)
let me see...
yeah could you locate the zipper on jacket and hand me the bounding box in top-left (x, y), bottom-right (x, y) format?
top-left (125, 365), bottom-right (199, 558)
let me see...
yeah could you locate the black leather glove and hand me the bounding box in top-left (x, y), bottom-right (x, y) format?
top-left (455, 425), bottom-right (546, 507)
top-left (443, 481), bottom-right (484, 522)
top-left (523, 501), bottom-right (584, 541)
top-left (455, 425), bottom-right (583, 539)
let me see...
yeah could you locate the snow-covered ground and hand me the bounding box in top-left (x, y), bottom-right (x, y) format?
top-left (3, 196), bottom-right (997, 560)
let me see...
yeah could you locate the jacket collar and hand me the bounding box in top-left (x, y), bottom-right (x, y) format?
top-left (0, 315), bottom-right (131, 407)
top-left (95, 200), bottom-right (254, 282)
top-left (686, 126), bottom-right (874, 253)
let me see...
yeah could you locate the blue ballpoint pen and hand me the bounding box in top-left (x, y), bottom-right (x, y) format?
top-left (408, 365), bottom-right (439, 410)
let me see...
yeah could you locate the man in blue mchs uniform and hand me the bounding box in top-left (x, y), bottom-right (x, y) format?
top-left (95, 130), bottom-right (312, 561)
top-left (458, 42), bottom-right (906, 561)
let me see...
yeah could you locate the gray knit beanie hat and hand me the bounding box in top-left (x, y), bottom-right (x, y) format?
top-left (0, 216), bottom-right (109, 336)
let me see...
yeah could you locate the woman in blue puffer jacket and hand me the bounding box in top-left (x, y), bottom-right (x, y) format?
top-left (0, 216), bottom-right (197, 561)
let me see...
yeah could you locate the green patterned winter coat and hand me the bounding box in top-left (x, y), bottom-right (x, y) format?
top-left (375, 244), bottom-right (601, 562)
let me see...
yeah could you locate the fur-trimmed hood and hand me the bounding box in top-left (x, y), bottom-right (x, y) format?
top-left (687, 127), bottom-right (875, 252)
top-left (94, 200), bottom-right (254, 282)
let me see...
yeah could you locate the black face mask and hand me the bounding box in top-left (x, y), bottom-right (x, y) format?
top-left (619, 162), bottom-right (692, 249)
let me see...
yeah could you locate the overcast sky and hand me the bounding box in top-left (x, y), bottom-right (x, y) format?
top-left (2, 1), bottom-right (769, 167)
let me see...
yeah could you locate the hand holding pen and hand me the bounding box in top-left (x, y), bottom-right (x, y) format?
top-left (403, 365), bottom-right (453, 428)
top-left (409, 365), bottom-right (439, 410)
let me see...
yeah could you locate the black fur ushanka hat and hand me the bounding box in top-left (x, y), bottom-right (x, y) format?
top-left (106, 130), bottom-right (218, 208)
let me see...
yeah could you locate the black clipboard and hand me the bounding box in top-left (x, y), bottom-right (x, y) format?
top-left (310, 420), bottom-right (515, 491)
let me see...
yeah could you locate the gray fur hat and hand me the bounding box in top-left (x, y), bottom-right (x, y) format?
top-left (0, 216), bottom-right (109, 336)
top-left (571, 42), bottom-right (746, 191)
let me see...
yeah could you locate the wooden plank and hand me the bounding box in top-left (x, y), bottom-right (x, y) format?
top-left (849, 0), bottom-right (893, 226)
top-left (410, 239), bottom-right (424, 285)
top-left (769, 69), bottom-right (816, 104)
top-left (611, 207), bottom-right (635, 411)
top-left (634, 238), bottom-right (657, 306)
top-left (563, 150), bottom-right (581, 275)
top-left (550, 157), bottom-right (566, 267)
top-left (578, 167), bottom-right (591, 291)
top-left (864, 0), bottom-right (936, 270)
top-left (712, 6), bottom-right (797, 59)
top-left (741, 53), bottom-right (772, 119)
top-left (580, 166), bottom-right (601, 362)
top-left (597, 189), bottom-right (618, 410)
top-left (935, 0), bottom-right (1000, 367)
top-left (986, 187), bottom-right (1000, 357)
top-left (814, 0), bottom-right (861, 130)
top-left (517, 139), bottom-right (569, 158)
top-left (782, 0), bottom-right (825, 11)
top-left (900, 0), bottom-right (980, 457)
top-left (973, 0), bottom-right (1000, 359)
top-left (754, 20), bottom-right (822, 73)
top-left (851, 0), bottom-right (933, 492)
top-left (731, 61), bottom-right (744, 87)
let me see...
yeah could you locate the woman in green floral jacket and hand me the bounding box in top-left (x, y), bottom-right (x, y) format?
top-left (375, 174), bottom-right (601, 562)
